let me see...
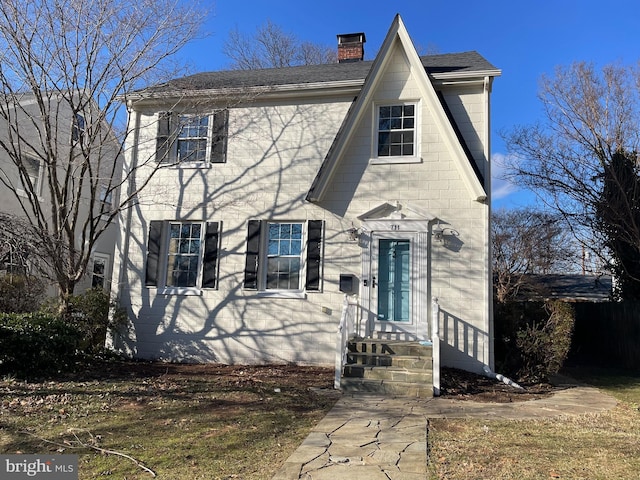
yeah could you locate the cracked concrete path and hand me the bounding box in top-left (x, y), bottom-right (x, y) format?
top-left (271, 385), bottom-right (617, 479)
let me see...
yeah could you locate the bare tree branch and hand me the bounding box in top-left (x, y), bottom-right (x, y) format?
top-left (0, 0), bottom-right (207, 305)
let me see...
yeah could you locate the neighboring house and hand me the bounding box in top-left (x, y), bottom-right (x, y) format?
top-left (516, 274), bottom-right (613, 303)
top-left (111, 15), bottom-right (501, 376)
top-left (0, 92), bottom-right (120, 295)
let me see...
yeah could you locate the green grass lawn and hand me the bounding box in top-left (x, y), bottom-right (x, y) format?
top-left (0, 362), bottom-right (337, 479)
top-left (427, 367), bottom-right (640, 479)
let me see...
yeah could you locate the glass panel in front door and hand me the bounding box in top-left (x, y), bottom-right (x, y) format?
top-left (377, 239), bottom-right (410, 322)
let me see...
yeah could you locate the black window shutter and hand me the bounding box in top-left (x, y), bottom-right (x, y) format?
top-left (243, 220), bottom-right (261, 289)
top-left (210, 109), bottom-right (228, 164)
top-left (305, 220), bottom-right (323, 291)
top-left (145, 221), bottom-right (163, 286)
top-left (156, 111), bottom-right (171, 163)
top-left (202, 222), bottom-right (220, 288)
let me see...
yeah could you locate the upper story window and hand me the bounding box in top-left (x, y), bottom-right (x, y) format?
top-left (376, 104), bottom-right (416, 159)
top-left (156, 110), bottom-right (228, 166)
top-left (177, 115), bottom-right (209, 163)
top-left (72, 113), bottom-right (85, 144)
top-left (17, 154), bottom-right (43, 197)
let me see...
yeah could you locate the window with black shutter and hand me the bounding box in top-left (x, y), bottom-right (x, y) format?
top-left (155, 110), bottom-right (228, 165)
top-left (242, 219), bottom-right (323, 292)
top-left (145, 220), bottom-right (221, 292)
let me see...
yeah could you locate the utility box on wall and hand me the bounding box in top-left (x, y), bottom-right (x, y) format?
top-left (339, 274), bottom-right (358, 294)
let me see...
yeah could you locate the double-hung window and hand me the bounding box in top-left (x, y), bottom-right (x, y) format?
top-left (176, 115), bottom-right (209, 163)
top-left (166, 222), bottom-right (202, 288)
top-left (156, 110), bottom-right (228, 166)
top-left (91, 253), bottom-right (110, 289)
top-left (17, 154), bottom-right (43, 197)
top-left (145, 220), bottom-right (221, 294)
top-left (375, 103), bottom-right (418, 162)
top-left (266, 223), bottom-right (303, 290)
top-left (244, 220), bottom-right (323, 295)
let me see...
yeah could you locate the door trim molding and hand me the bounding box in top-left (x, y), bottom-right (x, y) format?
top-left (359, 219), bottom-right (433, 340)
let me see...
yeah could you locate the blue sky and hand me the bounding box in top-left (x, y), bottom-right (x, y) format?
top-left (180, 0), bottom-right (640, 209)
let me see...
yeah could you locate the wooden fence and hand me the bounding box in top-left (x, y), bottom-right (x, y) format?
top-left (570, 301), bottom-right (640, 370)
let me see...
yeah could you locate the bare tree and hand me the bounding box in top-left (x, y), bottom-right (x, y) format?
top-left (502, 62), bottom-right (640, 297)
top-left (492, 208), bottom-right (577, 303)
top-left (222, 19), bottom-right (336, 70)
top-left (0, 0), bottom-right (206, 307)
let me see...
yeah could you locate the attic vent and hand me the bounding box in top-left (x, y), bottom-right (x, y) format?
top-left (337, 32), bottom-right (366, 63)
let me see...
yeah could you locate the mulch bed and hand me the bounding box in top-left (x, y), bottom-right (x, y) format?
top-left (440, 367), bottom-right (559, 403)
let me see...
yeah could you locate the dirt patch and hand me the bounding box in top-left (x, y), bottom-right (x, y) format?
top-left (440, 367), bottom-right (558, 403)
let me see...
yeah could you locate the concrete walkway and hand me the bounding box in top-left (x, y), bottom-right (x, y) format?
top-left (271, 383), bottom-right (617, 480)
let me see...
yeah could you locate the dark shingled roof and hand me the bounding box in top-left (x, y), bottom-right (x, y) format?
top-left (143, 51), bottom-right (498, 94)
top-left (519, 274), bottom-right (613, 302)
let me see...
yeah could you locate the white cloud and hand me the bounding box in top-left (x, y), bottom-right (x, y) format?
top-left (491, 152), bottom-right (519, 200)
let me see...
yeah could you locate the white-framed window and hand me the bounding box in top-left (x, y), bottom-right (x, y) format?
top-left (17, 154), bottom-right (43, 197)
top-left (99, 186), bottom-right (113, 211)
top-left (145, 220), bottom-right (221, 294)
top-left (91, 253), bottom-right (110, 289)
top-left (176, 114), bottom-right (209, 163)
top-left (243, 220), bottom-right (323, 296)
top-left (373, 103), bottom-right (419, 163)
top-left (166, 222), bottom-right (203, 288)
top-left (156, 110), bottom-right (228, 166)
top-left (266, 222), bottom-right (304, 290)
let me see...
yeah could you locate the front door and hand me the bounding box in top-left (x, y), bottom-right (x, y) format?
top-left (376, 239), bottom-right (411, 322)
top-left (370, 234), bottom-right (419, 339)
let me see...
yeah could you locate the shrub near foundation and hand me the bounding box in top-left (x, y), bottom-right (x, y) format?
top-left (495, 300), bottom-right (576, 382)
top-left (0, 275), bottom-right (45, 314)
top-left (0, 312), bottom-right (82, 378)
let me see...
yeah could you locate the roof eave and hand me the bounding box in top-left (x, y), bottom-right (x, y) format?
top-left (431, 69), bottom-right (502, 81)
top-left (122, 79), bottom-right (365, 106)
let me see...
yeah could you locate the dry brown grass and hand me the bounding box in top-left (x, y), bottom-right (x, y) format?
top-left (428, 368), bottom-right (640, 479)
top-left (0, 362), bottom-right (337, 479)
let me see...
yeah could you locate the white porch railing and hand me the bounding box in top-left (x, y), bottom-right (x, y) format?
top-left (334, 295), bottom-right (357, 389)
top-left (432, 297), bottom-right (441, 396)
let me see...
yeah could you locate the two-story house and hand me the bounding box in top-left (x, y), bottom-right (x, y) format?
top-left (0, 91), bottom-right (121, 296)
top-left (111, 15), bottom-right (500, 393)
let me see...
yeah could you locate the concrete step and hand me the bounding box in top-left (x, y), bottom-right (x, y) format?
top-left (343, 365), bottom-right (433, 384)
top-left (346, 352), bottom-right (431, 368)
top-left (348, 340), bottom-right (432, 357)
top-left (340, 377), bottom-right (433, 398)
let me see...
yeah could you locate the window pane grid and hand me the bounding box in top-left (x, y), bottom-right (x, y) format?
top-left (266, 222), bottom-right (303, 290)
top-left (377, 104), bottom-right (415, 157)
top-left (177, 115), bottom-right (209, 162)
top-left (166, 222), bottom-right (202, 287)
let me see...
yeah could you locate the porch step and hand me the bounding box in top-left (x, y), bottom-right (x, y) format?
top-left (341, 340), bottom-right (433, 398)
top-left (340, 377), bottom-right (433, 398)
top-left (343, 365), bottom-right (432, 383)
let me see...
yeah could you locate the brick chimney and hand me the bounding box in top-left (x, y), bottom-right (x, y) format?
top-left (337, 32), bottom-right (366, 63)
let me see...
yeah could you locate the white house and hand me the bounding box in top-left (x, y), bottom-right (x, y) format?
top-left (0, 92), bottom-right (121, 295)
top-left (111, 15), bottom-right (501, 388)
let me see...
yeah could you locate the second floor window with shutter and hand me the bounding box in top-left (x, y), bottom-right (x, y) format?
top-left (156, 110), bottom-right (229, 166)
